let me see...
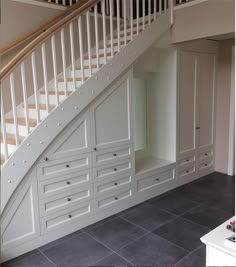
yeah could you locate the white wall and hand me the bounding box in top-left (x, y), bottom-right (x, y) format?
top-left (215, 39), bottom-right (235, 175)
top-left (172, 0), bottom-right (235, 43)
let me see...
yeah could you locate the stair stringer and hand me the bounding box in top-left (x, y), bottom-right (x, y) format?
top-left (1, 10), bottom-right (171, 215)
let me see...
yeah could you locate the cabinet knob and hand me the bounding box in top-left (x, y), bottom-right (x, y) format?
top-left (66, 181), bottom-right (71, 185)
top-left (195, 126), bottom-right (200, 130)
top-left (66, 164), bottom-right (70, 168)
top-left (114, 197), bottom-right (118, 200)
top-left (68, 214), bottom-right (72, 218)
top-left (114, 183), bottom-right (118, 186)
top-left (186, 170), bottom-right (189, 173)
top-left (67, 198), bottom-right (72, 202)
top-left (94, 147), bottom-right (97, 151)
top-left (205, 164), bottom-right (208, 166)
top-left (114, 168), bottom-right (117, 171)
top-left (205, 153), bottom-right (208, 156)
top-left (186, 159), bottom-right (189, 162)
top-left (156, 178), bottom-right (160, 181)
top-left (44, 157), bottom-right (49, 162)
top-left (113, 153), bottom-right (117, 157)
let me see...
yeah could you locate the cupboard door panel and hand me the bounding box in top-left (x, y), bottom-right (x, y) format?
top-left (91, 74), bottom-right (131, 150)
top-left (196, 53), bottom-right (215, 148)
top-left (178, 52), bottom-right (196, 154)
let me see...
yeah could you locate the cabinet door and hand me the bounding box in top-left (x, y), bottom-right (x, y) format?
top-left (91, 73), bottom-right (132, 151)
top-left (178, 51), bottom-right (197, 154)
top-left (196, 53), bottom-right (215, 149)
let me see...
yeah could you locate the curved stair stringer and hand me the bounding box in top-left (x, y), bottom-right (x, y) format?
top-left (1, 10), bottom-right (171, 216)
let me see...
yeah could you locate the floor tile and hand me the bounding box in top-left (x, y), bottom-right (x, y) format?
top-left (192, 244), bottom-right (206, 259)
top-left (93, 253), bottom-right (132, 266)
top-left (39, 230), bottom-right (83, 252)
top-left (117, 233), bottom-right (188, 266)
top-left (118, 203), bottom-right (177, 231)
top-left (149, 191), bottom-right (200, 215)
top-left (153, 217), bottom-right (209, 252)
top-left (183, 205), bottom-right (232, 229)
top-left (43, 233), bottom-right (112, 266)
top-left (87, 217), bottom-right (147, 251)
top-left (175, 252), bottom-right (205, 266)
top-left (83, 216), bottom-right (117, 232)
top-left (2, 252), bottom-right (55, 267)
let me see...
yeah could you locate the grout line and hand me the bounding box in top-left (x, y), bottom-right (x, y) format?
top-left (39, 250), bottom-right (57, 266)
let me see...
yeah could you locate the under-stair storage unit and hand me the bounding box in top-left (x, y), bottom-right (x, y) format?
top-left (177, 48), bottom-right (216, 184)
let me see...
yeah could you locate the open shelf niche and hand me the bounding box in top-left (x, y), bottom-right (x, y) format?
top-left (132, 47), bottom-right (177, 174)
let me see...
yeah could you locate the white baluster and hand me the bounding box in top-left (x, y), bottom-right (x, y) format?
top-left (1, 89), bottom-right (9, 160)
top-left (86, 11), bottom-right (92, 76)
top-left (41, 43), bottom-right (50, 114)
top-left (159, 0), bottom-right (162, 14)
top-left (55, 0), bottom-right (59, 4)
top-left (31, 52), bottom-right (41, 124)
top-left (102, 0), bottom-right (107, 63)
top-left (142, 0), bottom-right (145, 30)
top-left (123, 0), bottom-right (127, 45)
top-left (69, 22), bottom-right (76, 90)
top-left (51, 35), bottom-right (59, 104)
top-left (61, 29), bottom-right (68, 96)
top-left (148, 0), bottom-right (151, 24)
top-left (136, 0), bottom-right (139, 35)
top-left (116, 0), bottom-right (121, 52)
top-left (109, 0), bottom-right (114, 57)
top-left (63, 0), bottom-right (66, 5)
top-left (94, 4), bottom-right (100, 69)
top-left (9, 73), bottom-right (20, 146)
top-left (130, 0), bottom-right (133, 40)
top-left (78, 17), bottom-right (84, 82)
top-left (69, 0), bottom-right (73, 6)
top-left (164, 0), bottom-right (167, 11)
top-left (21, 62), bottom-right (30, 134)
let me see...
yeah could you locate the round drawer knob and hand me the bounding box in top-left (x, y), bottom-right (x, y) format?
top-left (186, 159), bottom-right (189, 162)
top-left (114, 183), bottom-right (118, 186)
top-left (44, 157), bottom-right (49, 162)
top-left (66, 164), bottom-right (70, 168)
top-left (114, 197), bottom-right (118, 200)
top-left (68, 214), bottom-right (72, 218)
top-left (205, 164), bottom-right (208, 166)
top-left (205, 153), bottom-right (208, 156)
top-left (66, 181), bottom-right (71, 185)
top-left (114, 168), bottom-right (117, 171)
top-left (94, 147), bottom-right (97, 151)
top-left (67, 198), bottom-right (72, 202)
top-left (113, 154), bottom-right (117, 157)
top-left (156, 178), bottom-right (160, 181)
top-left (186, 170), bottom-right (189, 173)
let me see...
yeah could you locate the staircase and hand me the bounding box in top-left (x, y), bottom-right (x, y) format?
top-left (0, 0), bottom-right (172, 211)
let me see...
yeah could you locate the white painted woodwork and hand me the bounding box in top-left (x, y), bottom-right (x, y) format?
top-left (91, 72), bottom-right (132, 151)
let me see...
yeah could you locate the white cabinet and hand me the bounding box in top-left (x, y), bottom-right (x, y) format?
top-left (91, 72), bottom-right (132, 151)
top-left (177, 51), bottom-right (216, 179)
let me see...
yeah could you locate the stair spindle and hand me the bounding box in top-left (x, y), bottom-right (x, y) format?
top-left (86, 11), bottom-right (92, 77)
top-left (69, 23), bottom-right (76, 90)
top-left (94, 4), bottom-right (100, 69)
top-left (60, 29), bottom-right (68, 96)
top-left (78, 16), bottom-right (85, 82)
top-left (41, 44), bottom-right (50, 114)
top-left (123, 0), bottom-right (127, 45)
top-left (1, 90), bottom-right (9, 160)
top-left (109, 0), bottom-right (114, 57)
top-left (148, 0), bottom-right (151, 24)
top-left (130, 0), bottom-right (133, 40)
top-left (116, 0), bottom-right (121, 52)
top-left (159, 0), bottom-right (162, 14)
top-left (102, 0), bottom-right (107, 63)
top-left (21, 62), bottom-right (30, 134)
top-left (142, 0), bottom-right (145, 30)
top-left (154, 0), bottom-right (157, 20)
top-left (51, 36), bottom-right (59, 103)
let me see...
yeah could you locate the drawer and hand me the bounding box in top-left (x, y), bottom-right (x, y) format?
top-left (95, 187), bottom-right (133, 210)
top-left (38, 170), bottom-right (91, 199)
top-left (137, 168), bottom-right (174, 192)
top-left (178, 165), bottom-right (195, 178)
top-left (199, 149), bottom-right (213, 160)
top-left (93, 145), bottom-right (132, 167)
top-left (178, 154), bottom-right (195, 166)
top-left (198, 158), bottom-right (213, 171)
top-left (39, 186), bottom-right (92, 217)
top-left (41, 201), bottom-right (92, 234)
top-left (93, 159), bottom-right (132, 180)
top-left (94, 172), bottom-right (132, 196)
top-left (38, 154), bottom-right (90, 180)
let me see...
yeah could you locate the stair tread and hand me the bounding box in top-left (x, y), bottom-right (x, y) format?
top-left (58, 77), bottom-right (89, 82)
top-left (26, 104), bottom-right (56, 110)
top-left (5, 118), bottom-right (37, 127)
top-left (40, 90), bottom-right (73, 96)
top-left (1, 133), bottom-right (25, 145)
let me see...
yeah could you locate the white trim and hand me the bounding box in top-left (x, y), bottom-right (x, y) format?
top-left (12, 0), bottom-right (66, 10)
top-left (174, 0), bottom-right (209, 11)
top-left (227, 46), bottom-right (235, 176)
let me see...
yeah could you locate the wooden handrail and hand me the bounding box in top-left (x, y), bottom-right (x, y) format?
top-left (0, 0), bottom-right (97, 81)
top-left (0, 2), bottom-right (77, 57)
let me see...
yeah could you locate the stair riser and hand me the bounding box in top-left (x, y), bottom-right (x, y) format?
top-left (1, 143), bottom-right (17, 157)
top-left (39, 94), bottom-right (68, 105)
top-left (68, 68), bottom-right (99, 78)
top-left (5, 124), bottom-right (33, 137)
top-left (17, 108), bottom-right (49, 122)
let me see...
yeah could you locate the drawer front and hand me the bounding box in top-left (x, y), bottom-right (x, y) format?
top-left (95, 187), bottom-right (133, 211)
top-left (198, 158), bottom-right (213, 171)
top-left (41, 201), bottom-right (92, 234)
top-left (38, 154), bottom-right (90, 180)
top-left (38, 170), bottom-right (91, 199)
top-left (94, 159), bottom-right (132, 180)
top-left (178, 154), bottom-right (195, 166)
top-left (94, 172), bottom-right (132, 196)
top-left (178, 164), bottom-right (195, 178)
top-left (39, 186), bottom-right (92, 217)
top-left (137, 168), bottom-right (174, 192)
top-left (93, 145), bottom-right (132, 167)
top-left (199, 149), bottom-right (213, 161)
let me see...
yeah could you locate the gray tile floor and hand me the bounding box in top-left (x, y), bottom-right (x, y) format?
top-left (3, 172), bottom-right (235, 267)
